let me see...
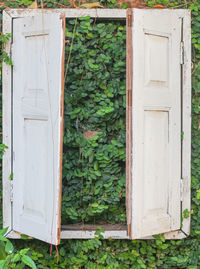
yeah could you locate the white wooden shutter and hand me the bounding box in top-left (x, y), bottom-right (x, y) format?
top-left (12, 13), bottom-right (65, 245)
top-left (130, 9), bottom-right (182, 238)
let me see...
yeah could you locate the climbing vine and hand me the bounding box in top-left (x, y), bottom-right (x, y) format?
top-left (62, 17), bottom-right (126, 224)
top-left (0, 0), bottom-right (199, 268)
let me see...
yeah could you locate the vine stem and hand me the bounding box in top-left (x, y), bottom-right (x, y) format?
top-left (64, 17), bottom-right (78, 83)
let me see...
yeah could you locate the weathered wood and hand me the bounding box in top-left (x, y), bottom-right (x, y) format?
top-left (181, 10), bottom-right (191, 236)
top-left (57, 13), bottom-right (66, 244)
top-left (2, 10), bottom-right (12, 235)
top-left (131, 9), bottom-right (183, 239)
top-left (61, 229), bottom-right (129, 239)
top-left (126, 8), bottom-right (133, 237)
top-left (5, 8), bottom-right (190, 20)
top-left (3, 8), bottom-right (191, 241)
top-left (6, 8), bottom-right (126, 19)
top-left (11, 12), bottom-right (65, 245)
top-left (7, 227), bottom-right (186, 240)
top-left (62, 224), bottom-right (127, 231)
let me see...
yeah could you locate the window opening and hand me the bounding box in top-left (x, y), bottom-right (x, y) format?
top-left (61, 17), bottom-right (127, 230)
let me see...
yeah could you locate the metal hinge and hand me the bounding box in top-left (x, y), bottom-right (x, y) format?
top-left (10, 181), bottom-right (13, 202)
top-left (180, 178), bottom-right (184, 202)
top-left (180, 41), bottom-right (184, 65)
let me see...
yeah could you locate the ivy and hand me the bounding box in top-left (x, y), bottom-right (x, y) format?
top-left (0, 0), bottom-right (200, 268)
top-left (62, 18), bottom-right (126, 224)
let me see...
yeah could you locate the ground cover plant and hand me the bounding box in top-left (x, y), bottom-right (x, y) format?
top-left (0, 0), bottom-right (200, 268)
top-left (62, 18), bottom-right (126, 224)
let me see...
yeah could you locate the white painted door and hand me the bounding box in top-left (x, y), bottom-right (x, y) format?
top-left (130, 9), bottom-right (182, 238)
top-left (12, 13), bottom-right (65, 245)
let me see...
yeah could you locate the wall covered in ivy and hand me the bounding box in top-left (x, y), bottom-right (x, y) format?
top-left (62, 18), bottom-right (126, 225)
top-left (0, 0), bottom-right (200, 268)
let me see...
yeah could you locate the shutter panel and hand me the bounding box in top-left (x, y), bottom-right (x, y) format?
top-left (12, 13), bottom-right (65, 245)
top-left (130, 9), bottom-right (182, 238)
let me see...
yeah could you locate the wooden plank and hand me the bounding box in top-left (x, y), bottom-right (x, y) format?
top-left (61, 230), bottom-right (129, 239)
top-left (126, 8), bottom-right (133, 237)
top-left (6, 8), bottom-right (189, 20)
top-left (2, 10), bottom-right (12, 234)
top-left (181, 10), bottom-right (191, 235)
top-left (12, 12), bottom-right (64, 245)
top-left (62, 224), bottom-right (127, 231)
top-left (6, 8), bottom-right (126, 19)
top-left (164, 229), bottom-right (187, 239)
top-left (57, 12), bottom-right (66, 244)
top-left (131, 9), bottom-right (183, 238)
top-left (7, 228), bottom-right (187, 240)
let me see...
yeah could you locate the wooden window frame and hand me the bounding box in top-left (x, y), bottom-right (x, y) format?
top-left (3, 8), bottom-right (191, 240)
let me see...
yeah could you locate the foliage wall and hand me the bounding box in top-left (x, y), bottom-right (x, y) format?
top-left (0, 0), bottom-right (200, 268)
top-left (62, 18), bottom-right (126, 225)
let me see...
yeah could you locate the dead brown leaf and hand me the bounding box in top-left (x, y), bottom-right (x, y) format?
top-left (154, 4), bottom-right (164, 8)
top-left (83, 130), bottom-right (98, 139)
top-left (80, 2), bottom-right (103, 8)
top-left (28, 1), bottom-right (38, 8)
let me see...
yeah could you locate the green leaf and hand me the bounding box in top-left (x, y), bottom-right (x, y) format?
top-left (183, 209), bottom-right (190, 219)
top-left (0, 260), bottom-right (8, 268)
top-left (21, 234), bottom-right (32, 239)
top-left (78, 16), bottom-right (91, 20)
top-left (0, 228), bottom-right (8, 237)
top-left (20, 248), bottom-right (30, 256)
top-left (22, 255), bottom-right (37, 269)
top-left (95, 170), bottom-right (101, 176)
top-left (132, 250), bottom-right (140, 256)
top-left (94, 161), bottom-right (98, 171)
top-left (196, 189), bottom-right (200, 199)
top-left (0, 235), bottom-right (8, 242)
top-left (5, 240), bottom-right (14, 254)
top-left (0, 242), bottom-right (6, 260)
top-left (12, 253), bottom-right (20, 263)
top-left (9, 173), bottom-right (14, 180)
top-left (91, 203), bottom-right (98, 208)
